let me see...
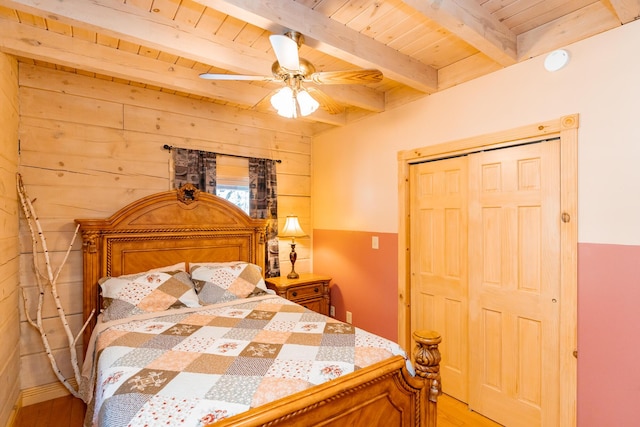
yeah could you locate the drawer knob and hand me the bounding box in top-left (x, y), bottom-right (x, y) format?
top-left (292, 291), bottom-right (297, 297)
top-left (314, 287), bottom-right (319, 293)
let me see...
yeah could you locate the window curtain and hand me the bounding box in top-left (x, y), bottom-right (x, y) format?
top-left (171, 149), bottom-right (279, 277)
top-left (249, 158), bottom-right (279, 278)
top-left (172, 148), bottom-right (217, 193)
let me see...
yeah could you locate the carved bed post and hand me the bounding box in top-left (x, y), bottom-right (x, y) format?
top-left (79, 229), bottom-right (101, 353)
top-left (413, 330), bottom-right (442, 427)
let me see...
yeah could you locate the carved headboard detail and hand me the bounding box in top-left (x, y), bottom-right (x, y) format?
top-left (75, 186), bottom-right (267, 351)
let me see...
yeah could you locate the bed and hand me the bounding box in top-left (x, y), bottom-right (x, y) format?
top-left (76, 184), bottom-right (441, 426)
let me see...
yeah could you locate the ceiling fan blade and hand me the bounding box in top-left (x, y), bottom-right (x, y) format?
top-left (307, 87), bottom-right (343, 115)
top-left (269, 34), bottom-right (300, 71)
top-left (199, 73), bottom-right (274, 81)
top-left (309, 69), bottom-right (383, 85)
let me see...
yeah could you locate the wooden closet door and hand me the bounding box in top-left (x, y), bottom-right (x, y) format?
top-left (467, 140), bottom-right (561, 427)
top-left (410, 156), bottom-right (468, 402)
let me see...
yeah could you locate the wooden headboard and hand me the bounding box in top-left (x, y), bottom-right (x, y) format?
top-left (75, 184), bottom-right (267, 350)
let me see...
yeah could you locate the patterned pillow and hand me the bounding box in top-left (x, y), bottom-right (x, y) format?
top-left (190, 262), bottom-right (267, 304)
top-left (100, 269), bottom-right (200, 321)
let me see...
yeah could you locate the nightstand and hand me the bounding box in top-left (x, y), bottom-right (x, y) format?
top-left (265, 273), bottom-right (331, 316)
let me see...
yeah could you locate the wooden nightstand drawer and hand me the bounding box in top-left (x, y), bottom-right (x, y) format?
top-left (286, 283), bottom-right (324, 300)
top-left (265, 273), bottom-right (331, 316)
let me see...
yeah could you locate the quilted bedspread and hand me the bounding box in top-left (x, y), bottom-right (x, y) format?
top-left (81, 294), bottom-right (407, 426)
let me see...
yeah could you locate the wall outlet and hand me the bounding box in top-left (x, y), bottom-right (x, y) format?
top-left (330, 305), bottom-right (335, 317)
top-left (372, 235), bottom-right (379, 249)
top-left (346, 311), bottom-right (353, 324)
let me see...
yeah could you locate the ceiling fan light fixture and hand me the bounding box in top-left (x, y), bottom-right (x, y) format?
top-left (270, 86), bottom-right (319, 119)
top-left (296, 89), bottom-right (320, 116)
top-left (271, 86), bottom-right (296, 118)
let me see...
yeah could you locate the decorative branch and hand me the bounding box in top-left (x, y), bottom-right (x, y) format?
top-left (16, 173), bottom-right (94, 398)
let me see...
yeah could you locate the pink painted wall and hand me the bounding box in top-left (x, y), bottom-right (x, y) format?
top-left (311, 21), bottom-right (640, 424)
top-left (313, 236), bottom-right (640, 425)
top-left (577, 243), bottom-right (640, 426)
top-left (313, 229), bottom-right (398, 342)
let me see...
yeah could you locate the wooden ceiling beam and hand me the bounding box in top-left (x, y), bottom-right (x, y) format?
top-left (518, 2), bottom-right (620, 60)
top-left (3, 0), bottom-right (273, 76)
top-left (438, 53), bottom-right (502, 90)
top-left (401, 0), bottom-right (517, 66)
top-left (0, 19), bottom-right (349, 126)
top-left (316, 85), bottom-right (386, 113)
top-left (198, 0), bottom-right (439, 93)
top-left (605, 0), bottom-right (640, 24)
top-left (0, 17), bottom-right (265, 109)
top-left (2, 0), bottom-right (383, 114)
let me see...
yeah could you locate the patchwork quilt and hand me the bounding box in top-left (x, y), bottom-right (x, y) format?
top-left (81, 294), bottom-right (407, 427)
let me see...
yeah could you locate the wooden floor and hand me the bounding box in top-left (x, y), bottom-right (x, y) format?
top-left (437, 394), bottom-right (504, 427)
top-left (15, 393), bottom-right (502, 427)
top-left (14, 395), bottom-right (85, 427)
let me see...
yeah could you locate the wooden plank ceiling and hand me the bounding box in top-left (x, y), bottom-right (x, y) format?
top-left (0, 0), bottom-right (638, 133)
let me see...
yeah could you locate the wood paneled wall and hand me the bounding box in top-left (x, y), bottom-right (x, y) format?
top-left (0, 52), bottom-right (21, 426)
top-left (16, 63), bottom-right (313, 397)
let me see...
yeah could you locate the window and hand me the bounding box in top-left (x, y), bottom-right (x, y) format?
top-left (216, 185), bottom-right (249, 214)
top-left (215, 156), bottom-right (250, 215)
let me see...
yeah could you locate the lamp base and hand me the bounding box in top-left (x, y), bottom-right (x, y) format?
top-left (287, 242), bottom-right (299, 280)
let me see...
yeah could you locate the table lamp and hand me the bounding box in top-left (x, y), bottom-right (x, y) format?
top-left (280, 215), bottom-right (308, 279)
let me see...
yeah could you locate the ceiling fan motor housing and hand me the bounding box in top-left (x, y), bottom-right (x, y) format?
top-left (271, 58), bottom-right (316, 79)
top-left (284, 30), bottom-right (304, 48)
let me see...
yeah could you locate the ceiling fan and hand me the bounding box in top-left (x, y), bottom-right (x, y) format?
top-left (199, 31), bottom-right (383, 118)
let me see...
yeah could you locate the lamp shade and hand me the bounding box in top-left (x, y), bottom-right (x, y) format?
top-left (280, 215), bottom-right (307, 238)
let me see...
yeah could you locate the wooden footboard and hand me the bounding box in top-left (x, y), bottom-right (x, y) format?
top-left (214, 330), bottom-right (441, 427)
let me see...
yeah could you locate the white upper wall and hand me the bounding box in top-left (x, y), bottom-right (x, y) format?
top-left (312, 19), bottom-right (640, 246)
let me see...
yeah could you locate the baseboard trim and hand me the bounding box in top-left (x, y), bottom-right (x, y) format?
top-left (20, 379), bottom-right (76, 407)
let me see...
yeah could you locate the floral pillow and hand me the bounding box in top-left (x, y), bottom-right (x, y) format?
top-left (100, 269), bottom-right (200, 321)
top-left (190, 262), bottom-right (268, 304)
